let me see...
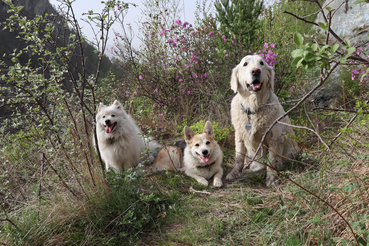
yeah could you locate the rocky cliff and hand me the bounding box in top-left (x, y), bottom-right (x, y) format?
top-left (314, 0), bottom-right (369, 107)
top-left (0, 0), bottom-right (112, 128)
top-left (316, 0), bottom-right (369, 45)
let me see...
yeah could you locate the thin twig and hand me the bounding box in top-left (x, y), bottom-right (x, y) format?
top-left (276, 121), bottom-right (330, 151)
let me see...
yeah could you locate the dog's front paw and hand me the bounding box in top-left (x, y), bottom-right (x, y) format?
top-left (197, 178), bottom-right (209, 186)
top-left (213, 178), bottom-right (223, 187)
top-left (226, 170), bottom-right (240, 181)
top-left (266, 173), bottom-right (280, 187)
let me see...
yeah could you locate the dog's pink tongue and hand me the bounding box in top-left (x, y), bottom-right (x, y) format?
top-left (200, 155), bottom-right (210, 163)
top-left (252, 83), bottom-right (261, 90)
top-left (106, 125), bottom-right (113, 134)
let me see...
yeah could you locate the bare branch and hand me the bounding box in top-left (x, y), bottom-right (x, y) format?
top-left (276, 121), bottom-right (330, 151)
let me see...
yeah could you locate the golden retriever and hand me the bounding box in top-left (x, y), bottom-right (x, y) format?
top-left (225, 55), bottom-right (299, 186)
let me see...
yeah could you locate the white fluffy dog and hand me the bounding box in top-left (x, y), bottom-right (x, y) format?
top-left (95, 100), bottom-right (161, 172)
top-left (225, 55), bottom-right (299, 186)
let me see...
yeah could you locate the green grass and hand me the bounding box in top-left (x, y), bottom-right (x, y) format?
top-left (1, 122), bottom-right (369, 246)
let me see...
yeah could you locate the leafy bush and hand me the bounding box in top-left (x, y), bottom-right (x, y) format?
top-left (187, 120), bottom-right (233, 143)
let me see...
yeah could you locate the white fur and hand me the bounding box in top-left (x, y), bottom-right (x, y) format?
top-left (183, 121), bottom-right (223, 187)
top-left (226, 55), bottom-right (299, 186)
top-left (95, 100), bottom-right (161, 172)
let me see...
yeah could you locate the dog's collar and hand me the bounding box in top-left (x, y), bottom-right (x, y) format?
top-left (240, 92), bottom-right (272, 115)
top-left (196, 161), bottom-right (216, 170)
top-left (240, 103), bottom-right (257, 115)
top-left (109, 137), bottom-right (115, 144)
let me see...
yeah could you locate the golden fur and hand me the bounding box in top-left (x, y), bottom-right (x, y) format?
top-left (152, 145), bottom-right (184, 172)
top-left (225, 55), bottom-right (299, 186)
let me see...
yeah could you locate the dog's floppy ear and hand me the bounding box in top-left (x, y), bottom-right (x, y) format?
top-left (203, 121), bottom-right (214, 138)
top-left (266, 63), bottom-right (275, 92)
top-left (230, 65), bottom-right (240, 93)
top-left (97, 102), bottom-right (104, 113)
top-left (112, 100), bottom-right (122, 109)
top-left (184, 126), bottom-right (195, 142)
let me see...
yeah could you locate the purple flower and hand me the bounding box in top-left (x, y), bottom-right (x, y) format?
top-left (155, 88), bottom-right (158, 93)
top-left (175, 20), bottom-right (182, 25)
top-left (271, 43), bottom-right (275, 48)
top-left (168, 39), bottom-right (173, 43)
top-left (179, 78), bottom-right (183, 82)
top-left (172, 43), bottom-right (177, 47)
top-left (208, 31), bottom-right (214, 36)
top-left (225, 54), bottom-right (228, 57)
top-left (193, 73), bottom-right (198, 78)
top-left (187, 90), bottom-right (191, 95)
top-left (134, 91), bottom-right (137, 95)
top-left (139, 75), bottom-right (143, 80)
top-left (264, 43), bottom-right (269, 48)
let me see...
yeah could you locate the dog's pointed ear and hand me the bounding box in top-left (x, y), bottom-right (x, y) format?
top-left (230, 65), bottom-right (240, 93)
top-left (97, 102), bottom-right (104, 113)
top-left (184, 126), bottom-right (195, 142)
top-left (112, 100), bottom-right (122, 109)
top-left (203, 121), bottom-right (214, 138)
top-left (266, 63), bottom-right (275, 92)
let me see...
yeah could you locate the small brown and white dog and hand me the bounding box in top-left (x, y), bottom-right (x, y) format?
top-left (183, 121), bottom-right (223, 187)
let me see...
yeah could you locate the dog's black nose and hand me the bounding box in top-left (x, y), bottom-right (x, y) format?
top-left (105, 119), bottom-right (111, 125)
top-left (252, 68), bottom-right (261, 76)
top-left (202, 150), bottom-right (208, 156)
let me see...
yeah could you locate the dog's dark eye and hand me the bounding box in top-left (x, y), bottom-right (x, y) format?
top-left (206, 141), bottom-right (210, 145)
top-left (102, 116), bottom-right (105, 118)
top-left (260, 61), bottom-right (264, 65)
top-left (195, 144), bottom-right (199, 147)
top-left (243, 62), bottom-right (248, 66)
top-left (111, 115), bottom-right (115, 117)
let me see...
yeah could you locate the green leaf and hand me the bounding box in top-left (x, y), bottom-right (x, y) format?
top-left (354, 0), bottom-right (367, 3)
top-left (293, 32), bottom-right (303, 46)
top-left (311, 43), bottom-right (318, 52)
top-left (345, 39), bottom-right (351, 47)
top-left (340, 56), bottom-right (348, 63)
top-left (346, 47), bottom-right (356, 55)
top-left (291, 49), bottom-right (304, 58)
top-left (318, 22), bottom-right (328, 31)
top-left (331, 43), bottom-right (339, 53)
top-left (291, 57), bottom-right (301, 66)
top-left (304, 53), bottom-right (315, 62)
top-left (296, 58), bottom-right (304, 68)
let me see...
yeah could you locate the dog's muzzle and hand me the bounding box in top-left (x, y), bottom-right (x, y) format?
top-left (247, 79), bottom-right (263, 92)
top-left (104, 120), bottom-right (117, 134)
